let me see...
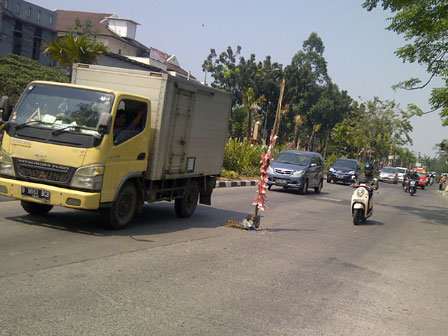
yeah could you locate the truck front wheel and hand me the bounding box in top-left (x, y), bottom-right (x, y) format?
top-left (21, 200), bottom-right (53, 216)
top-left (175, 180), bottom-right (199, 218)
top-left (104, 182), bottom-right (137, 230)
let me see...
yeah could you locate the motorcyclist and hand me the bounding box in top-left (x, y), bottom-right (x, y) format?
top-left (406, 170), bottom-right (419, 192)
top-left (402, 169), bottom-right (412, 188)
top-left (440, 174), bottom-right (447, 190)
top-left (354, 163), bottom-right (378, 211)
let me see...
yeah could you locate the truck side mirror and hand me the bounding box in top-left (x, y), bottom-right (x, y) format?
top-left (97, 112), bottom-right (112, 135)
top-left (0, 96), bottom-right (12, 122)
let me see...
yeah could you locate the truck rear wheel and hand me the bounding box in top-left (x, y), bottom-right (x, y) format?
top-left (104, 182), bottom-right (137, 230)
top-left (21, 200), bottom-right (53, 216)
top-left (175, 180), bottom-right (199, 218)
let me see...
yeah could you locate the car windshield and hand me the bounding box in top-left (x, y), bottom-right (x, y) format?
top-left (10, 83), bottom-right (114, 134)
top-left (333, 160), bottom-right (357, 169)
top-left (275, 152), bottom-right (310, 166)
top-left (397, 168), bottom-right (407, 174)
top-left (381, 167), bottom-right (396, 173)
top-left (417, 172), bottom-right (426, 177)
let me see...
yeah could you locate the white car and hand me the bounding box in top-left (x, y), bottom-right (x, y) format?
top-left (396, 167), bottom-right (407, 182)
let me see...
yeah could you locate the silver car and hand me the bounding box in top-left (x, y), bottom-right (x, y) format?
top-left (379, 167), bottom-right (398, 184)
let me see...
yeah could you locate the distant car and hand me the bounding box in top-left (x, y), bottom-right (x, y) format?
top-left (396, 167), bottom-right (407, 182)
top-left (267, 150), bottom-right (324, 194)
top-left (379, 167), bottom-right (398, 184)
top-left (326, 158), bottom-right (360, 184)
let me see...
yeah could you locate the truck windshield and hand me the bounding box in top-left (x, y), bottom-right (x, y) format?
top-left (11, 83), bottom-right (114, 134)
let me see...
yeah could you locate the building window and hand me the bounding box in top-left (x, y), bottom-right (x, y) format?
top-left (37, 10), bottom-right (41, 22)
top-left (32, 27), bottom-right (42, 61)
top-left (49, 15), bottom-right (53, 25)
top-left (16, 2), bottom-right (20, 14)
top-left (28, 7), bottom-right (31, 17)
top-left (12, 21), bottom-right (23, 55)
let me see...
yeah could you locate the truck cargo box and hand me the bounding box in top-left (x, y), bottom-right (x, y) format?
top-left (72, 64), bottom-right (231, 181)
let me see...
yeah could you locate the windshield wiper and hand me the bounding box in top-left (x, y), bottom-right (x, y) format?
top-left (52, 125), bottom-right (96, 136)
top-left (14, 120), bottom-right (50, 130)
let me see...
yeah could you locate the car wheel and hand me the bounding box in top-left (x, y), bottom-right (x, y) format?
top-left (326, 177), bottom-right (332, 183)
top-left (299, 179), bottom-right (308, 195)
top-left (314, 179), bottom-right (323, 193)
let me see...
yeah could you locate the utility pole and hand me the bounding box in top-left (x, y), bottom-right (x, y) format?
top-left (271, 77), bottom-right (286, 140)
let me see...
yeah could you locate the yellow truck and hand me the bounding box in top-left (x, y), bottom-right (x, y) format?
top-left (0, 64), bottom-right (231, 229)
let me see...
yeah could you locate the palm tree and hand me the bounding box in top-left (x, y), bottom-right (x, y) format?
top-left (45, 34), bottom-right (108, 74)
top-left (293, 114), bottom-right (306, 149)
top-left (242, 88), bottom-right (266, 142)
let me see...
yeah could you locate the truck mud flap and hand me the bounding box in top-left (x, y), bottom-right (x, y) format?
top-left (199, 176), bottom-right (216, 205)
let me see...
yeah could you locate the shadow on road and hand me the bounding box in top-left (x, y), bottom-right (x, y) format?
top-left (355, 219), bottom-right (384, 226)
top-left (379, 203), bottom-right (447, 226)
top-left (5, 203), bottom-right (249, 236)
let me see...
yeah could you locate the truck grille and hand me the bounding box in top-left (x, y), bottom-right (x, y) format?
top-left (14, 158), bottom-right (73, 185)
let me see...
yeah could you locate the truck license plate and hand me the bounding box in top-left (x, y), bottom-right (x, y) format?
top-left (21, 187), bottom-right (50, 201)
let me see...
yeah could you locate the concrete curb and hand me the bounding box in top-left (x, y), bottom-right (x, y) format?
top-left (215, 180), bottom-right (258, 188)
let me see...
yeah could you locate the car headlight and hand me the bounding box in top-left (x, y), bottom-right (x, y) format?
top-left (292, 170), bottom-right (306, 176)
top-left (268, 166), bottom-right (274, 174)
top-left (356, 188), bottom-right (366, 197)
top-left (0, 149), bottom-right (15, 177)
top-left (348, 171), bottom-right (355, 175)
top-left (329, 167), bottom-right (335, 172)
top-left (71, 164), bottom-right (105, 191)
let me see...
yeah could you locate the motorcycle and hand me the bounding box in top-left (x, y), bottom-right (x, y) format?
top-left (351, 180), bottom-right (377, 225)
top-left (408, 180), bottom-right (417, 196)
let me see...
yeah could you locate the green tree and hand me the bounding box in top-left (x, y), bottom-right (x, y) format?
top-left (45, 19), bottom-right (108, 74)
top-left (363, 0), bottom-right (448, 126)
top-left (242, 88), bottom-right (266, 141)
top-left (332, 98), bottom-right (413, 163)
top-left (0, 54), bottom-right (69, 106)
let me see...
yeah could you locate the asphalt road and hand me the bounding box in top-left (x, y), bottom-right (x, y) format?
top-left (0, 182), bottom-right (447, 335)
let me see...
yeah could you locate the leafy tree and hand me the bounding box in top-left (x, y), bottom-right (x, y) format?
top-left (45, 19), bottom-right (108, 74)
top-left (0, 54), bottom-right (69, 106)
top-left (363, 0), bottom-right (448, 126)
top-left (203, 46), bottom-right (283, 139)
top-left (332, 98), bottom-right (413, 163)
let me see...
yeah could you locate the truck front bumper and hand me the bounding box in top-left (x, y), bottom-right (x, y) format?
top-left (0, 177), bottom-right (101, 210)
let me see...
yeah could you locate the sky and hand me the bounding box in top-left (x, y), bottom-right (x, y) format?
top-left (31, 0), bottom-right (447, 157)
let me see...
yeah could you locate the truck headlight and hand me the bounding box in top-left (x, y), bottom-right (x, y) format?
top-left (292, 170), bottom-right (306, 176)
top-left (268, 166), bottom-right (274, 174)
top-left (0, 149), bottom-right (15, 177)
top-left (71, 164), bottom-right (104, 191)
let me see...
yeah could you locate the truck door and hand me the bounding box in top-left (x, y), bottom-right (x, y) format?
top-left (165, 87), bottom-right (195, 174)
top-left (101, 98), bottom-right (150, 202)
